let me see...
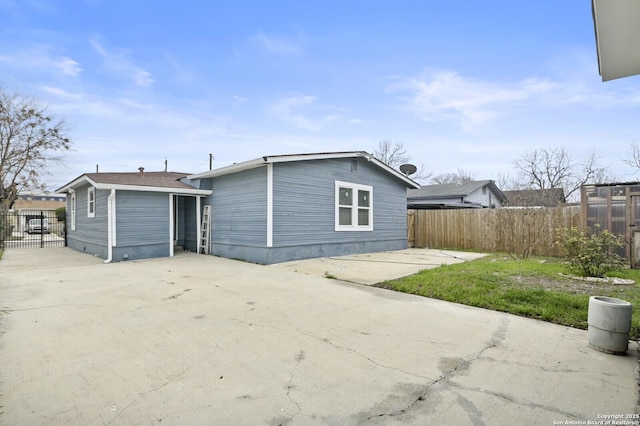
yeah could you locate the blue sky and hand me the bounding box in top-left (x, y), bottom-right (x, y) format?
top-left (2, 0), bottom-right (640, 190)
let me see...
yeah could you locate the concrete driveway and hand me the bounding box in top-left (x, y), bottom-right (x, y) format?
top-left (0, 248), bottom-right (637, 425)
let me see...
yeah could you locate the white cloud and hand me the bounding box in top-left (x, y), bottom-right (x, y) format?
top-left (232, 95), bottom-right (247, 108)
top-left (388, 70), bottom-right (557, 129)
top-left (89, 38), bottom-right (154, 87)
top-left (269, 95), bottom-right (322, 131)
top-left (252, 31), bottom-right (301, 55)
top-left (0, 46), bottom-right (82, 76)
top-left (388, 66), bottom-right (640, 131)
top-left (268, 95), bottom-right (362, 131)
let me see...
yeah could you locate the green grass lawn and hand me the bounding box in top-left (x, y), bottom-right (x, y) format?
top-left (378, 254), bottom-right (640, 340)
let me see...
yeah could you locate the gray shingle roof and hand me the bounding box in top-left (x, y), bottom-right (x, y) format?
top-left (409, 180), bottom-right (495, 199)
top-left (83, 171), bottom-right (193, 189)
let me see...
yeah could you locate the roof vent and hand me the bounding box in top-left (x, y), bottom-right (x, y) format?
top-left (138, 167), bottom-right (144, 175)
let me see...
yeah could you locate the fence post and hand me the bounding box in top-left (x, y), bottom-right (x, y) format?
top-left (40, 211), bottom-right (44, 248)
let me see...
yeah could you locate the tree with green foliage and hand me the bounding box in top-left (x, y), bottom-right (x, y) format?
top-left (556, 227), bottom-right (625, 277)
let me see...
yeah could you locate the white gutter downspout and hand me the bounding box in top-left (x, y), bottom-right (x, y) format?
top-left (104, 188), bottom-right (116, 264)
top-left (266, 163), bottom-right (273, 247)
top-left (169, 194), bottom-right (174, 257)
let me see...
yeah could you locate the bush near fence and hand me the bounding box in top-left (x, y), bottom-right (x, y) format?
top-left (408, 206), bottom-right (581, 258)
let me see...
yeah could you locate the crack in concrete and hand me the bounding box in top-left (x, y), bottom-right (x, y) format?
top-left (315, 334), bottom-right (428, 380)
top-left (9, 303), bottom-right (100, 311)
top-left (155, 403), bottom-right (214, 423)
top-left (360, 317), bottom-right (509, 423)
top-left (105, 343), bottom-right (218, 425)
top-left (448, 383), bottom-right (582, 419)
top-left (284, 350), bottom-right (305, 421)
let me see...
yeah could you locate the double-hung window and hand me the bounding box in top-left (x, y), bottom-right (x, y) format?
top-left (335, 181), bottom-right (373, 231)
top-left (87, 187), bottom-right (95, 218)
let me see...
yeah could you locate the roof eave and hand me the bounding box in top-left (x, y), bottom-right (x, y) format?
top-left (92, 183), bottom-right (211, 195)
top-left (188, 151), bottom-right (420, 188)
top-left (56, 175), bottom-right (98, 193)
top-left (56, 175), bottom-right (211, 195)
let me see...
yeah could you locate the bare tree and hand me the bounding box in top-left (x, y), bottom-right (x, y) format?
top-left (431, 168), bottom-right (474, 185)
top-left (513, 147), bottom-right (608, 201)
top-left (623, 140), bottom-right (640, 173)
top-left (0, 88), bottom-right (72, 211)
top-left (373, 139), bottom-right (409, 169)
top-left (494, 172), bottom-right (526, 191)
top-left (372, 139), bottom-right (431, 183)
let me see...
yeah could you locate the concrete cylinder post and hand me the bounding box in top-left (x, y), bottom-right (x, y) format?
top-left (587, 296), bottom-right (633, 354)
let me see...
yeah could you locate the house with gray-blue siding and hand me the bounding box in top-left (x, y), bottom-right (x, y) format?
top-left (56, 151), bottom-right (419, 264)
top-left (56, 170), bottom-right (211, 262)
top-left (188, 151), bottom-right (420, 264)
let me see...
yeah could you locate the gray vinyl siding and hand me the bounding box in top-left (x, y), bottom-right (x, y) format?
top-left (464, 188), bottom-right (489, 207)
top-left (202, 157), bottom-right (410, 264)
top-left (205, 166), bottom-right (268, 248)
top-left (66, 183), bottom-right (108, 257)
top-left (115, 191), bottom-right (169, 246)
top-left (465, 188), bottom-right (502, 208)
top-left (272, 158), bottom-right (407, 246)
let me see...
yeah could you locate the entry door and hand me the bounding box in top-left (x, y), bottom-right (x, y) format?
top-left (173, 195), bottom-right (179, 246)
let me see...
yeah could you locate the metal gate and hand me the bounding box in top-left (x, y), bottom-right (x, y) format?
top-left (0, 210), bottom-right (66, 249)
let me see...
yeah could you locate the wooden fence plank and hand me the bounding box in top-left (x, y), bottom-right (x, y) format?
top-left (408, 206), bottom-right (581, 257)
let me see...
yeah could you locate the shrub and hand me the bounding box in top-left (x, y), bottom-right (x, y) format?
top-left (55, 207), bottom-right (66, 222)
top-left (556, 227), bottom-right (625, 277)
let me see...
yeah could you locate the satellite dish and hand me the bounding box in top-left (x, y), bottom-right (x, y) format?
top-left (399, 163), bottom-right (417, 176)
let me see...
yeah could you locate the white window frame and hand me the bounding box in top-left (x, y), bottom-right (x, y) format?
top-left (70, 192), bottom-right (76, 231)
top-left (335, 180), bottom-right (373, 231)
top-left (87, 187), bottom-right (95, 218)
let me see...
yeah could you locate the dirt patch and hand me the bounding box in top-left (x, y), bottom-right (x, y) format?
top-left (509, 274), bottom-right (630, 295)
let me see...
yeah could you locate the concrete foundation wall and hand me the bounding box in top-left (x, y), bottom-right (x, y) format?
top-left (212, 238), bottom-right (408, 265)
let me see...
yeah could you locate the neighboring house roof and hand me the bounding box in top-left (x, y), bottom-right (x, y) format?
top-left (12, 199), bottom-right (66, 211)
top-left (407, 180), bottom-right (506, 209)
top-left (188, 151), bottom-right (421, 188)
top-left (503, 188), bottom-right (566, 207)
top-left (56, 171), bottom-right (211, 195)
top-left (592, 0), bottom-right (640, 81)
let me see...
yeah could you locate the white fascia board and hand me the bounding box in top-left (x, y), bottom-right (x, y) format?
top-left (187, 158), bottom-right (267, 179)
top-left (187, 152), bottom-right (367, 180)
top-left (56, 175), bottom-right (98, 193)
top-left (188, 151), bottom-right (420, 188)
top-left (265, 151), bottom-right (367, 163)
top-left (367, 156), bottom-right (421, 189)
top-left (92, 183), bottom-right (211, 195)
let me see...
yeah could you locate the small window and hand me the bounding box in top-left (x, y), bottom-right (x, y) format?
top-left (335, 181), bottom-right (373, 231)
top-left (87, 187), bottom-right (95, 218)
top-left (70, 192), bottom-right (76, 231)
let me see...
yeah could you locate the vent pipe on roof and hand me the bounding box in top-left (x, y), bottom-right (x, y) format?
top-left (96, 164), bottom-right (99, 173)
top-left (164, 159), bottom-right (168, 172)
top-left (209, 153), bottom-right (214, 170)
top-left (138, 167), bottom-right (144, 175)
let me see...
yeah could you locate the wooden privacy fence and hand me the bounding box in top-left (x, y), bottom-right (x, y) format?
top-left (408, 206), bottom-right (581, 257)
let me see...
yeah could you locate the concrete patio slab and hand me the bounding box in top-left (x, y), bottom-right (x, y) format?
top-left (0, 247), bottom-right (637, 425)
top-left (271, 248), bottom-right (488, 285)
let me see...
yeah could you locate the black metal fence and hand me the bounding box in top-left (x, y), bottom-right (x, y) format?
top-left (0, 210), bottom-right (66, 249)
